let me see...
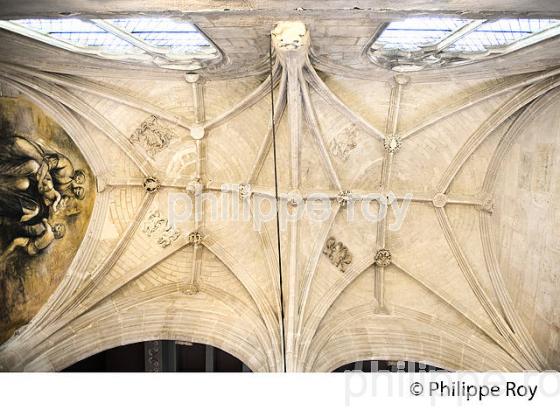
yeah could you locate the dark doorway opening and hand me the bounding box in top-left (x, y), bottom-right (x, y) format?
top-left (62, 341), bottom-right (251, 372)
top-left (333, 360), bottom-right (446, 372)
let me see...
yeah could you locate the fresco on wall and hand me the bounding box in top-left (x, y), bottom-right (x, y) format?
top-left (0, 96), bottom-right (95, 343)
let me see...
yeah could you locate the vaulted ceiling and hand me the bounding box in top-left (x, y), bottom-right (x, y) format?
top-left (0, 1), bottom-right (558, 371)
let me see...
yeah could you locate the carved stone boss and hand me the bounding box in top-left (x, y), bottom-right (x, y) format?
top-left (374, 248), bottom-right (392, 267)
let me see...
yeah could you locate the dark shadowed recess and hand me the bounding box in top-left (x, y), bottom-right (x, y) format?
top-left (334, 360), bottom-right (447, 372)
top-left (62, 341), bottom-right (251, 372)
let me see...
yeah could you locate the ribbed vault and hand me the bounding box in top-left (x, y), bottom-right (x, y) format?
top-left (0, 16), bottom-right (558, 371)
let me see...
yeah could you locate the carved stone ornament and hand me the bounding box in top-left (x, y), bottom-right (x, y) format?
top-left (271, 21), bottom-right (309, 51)
top-left (187, 231), bottom-right (203, 246)
top-left (374, 248), bottom-right (392, 267)
top-left (271, 21), bottom-right (310, 67)
top-left (238, 183), bottom-right (252, 199)
top-left (130, 115), bottom-right (176, 157)
top-left (336, 190), bottom-right (353, 207)
top-left (143, 176), bottom-right (161, 193)
top-left (142, 210), bottom-right (181, 248)
top-left (323, 237), bottom-right (352, 272)
top-left (181, 283), bottom-right (200, 296)
top-left (384, 135), bottom-right (402, 153)
top-left (186, 178), bottom-right (204, 196)
top-left (432, 193), bottom-right (448, 208)
top-left (157, 227), bottom-right (181, 248)
top-left (329, 124), bottom-right (357, 161)
top-left (287, 190), bottom-right (303, 207)
top-left (141, 211), bottom-right (167, 235)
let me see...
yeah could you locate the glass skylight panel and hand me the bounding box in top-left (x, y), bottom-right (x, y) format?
top-left (52, 32), bottom-right (141, 52)
top-left (449, 18), bottom-right (560, 53)
top-left (369, 16), bottom-right (560, 71)
top-left (9, 18), bottom-right (143, 54)
top-left (1, 17), bottom-right (220, 68)
top-left (11, 18), bottom-right (98, 34)
top-left (107, 18), bottom-right (214, 52)
top-left (107, 18), bottom-right (198, 33)
top-left (374, 17), bottom-right (472, 51)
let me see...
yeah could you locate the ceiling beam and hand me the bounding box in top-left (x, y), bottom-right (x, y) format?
top-left (1, 1), bottom-right (560, 19)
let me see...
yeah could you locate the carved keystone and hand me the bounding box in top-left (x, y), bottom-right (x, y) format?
top-left (287, 190), bottom-right (303, 207)
top-left (336, 190), bottom-right (352, 207)
top-left (181, 283), bottom-right (199, 295)
top-left (432, 193), bottom-right (448, 208)
top-left (188, 231), bottom-right (203, 246)
top-left (374, 248), bottom-right (392, 267)
top-left (143, 176), bottom-right (161, 193)
top-left (383, 135), bottom-right (402, 153)
top-left (186, 178), bottom-right (204, 196)
top-left (239, 183), bottom-right (252, 199)
top-left (190, 125), bottom-right (205, 140)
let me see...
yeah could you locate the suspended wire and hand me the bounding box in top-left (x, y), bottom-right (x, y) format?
top-left (269, 35), bottom-right (287, 373)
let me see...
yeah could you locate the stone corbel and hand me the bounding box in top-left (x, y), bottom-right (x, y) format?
top-left (271, 21), bottom-right (310, 69)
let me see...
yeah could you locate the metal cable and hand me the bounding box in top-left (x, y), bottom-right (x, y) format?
top-left (269, 36), bottom-right (287, 373)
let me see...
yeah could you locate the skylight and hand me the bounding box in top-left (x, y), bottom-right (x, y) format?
top-left (374, 18), bottom-right (471, 51)
top-left (370, 17), bottom-right (560, 71)
top-left (450, 19), bottom-right (560, 53)
top-left (0, 17), bottom-right (220, 70)
top-left (10, 18), bottom-right (143, 54)
top-left (105, 18), bottom-right (214, 52)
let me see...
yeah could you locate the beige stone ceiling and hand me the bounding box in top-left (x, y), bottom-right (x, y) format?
top-left (0, 2), bottom-right (559, 371)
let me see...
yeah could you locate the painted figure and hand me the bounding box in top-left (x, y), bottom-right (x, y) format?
top-left (0, 219), bottom-right (66, 264)
top-left (0, 133), bottom-right (86, 260)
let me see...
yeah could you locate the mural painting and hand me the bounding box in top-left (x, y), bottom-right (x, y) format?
top-left (0, 96), bottom-right (95, 343)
